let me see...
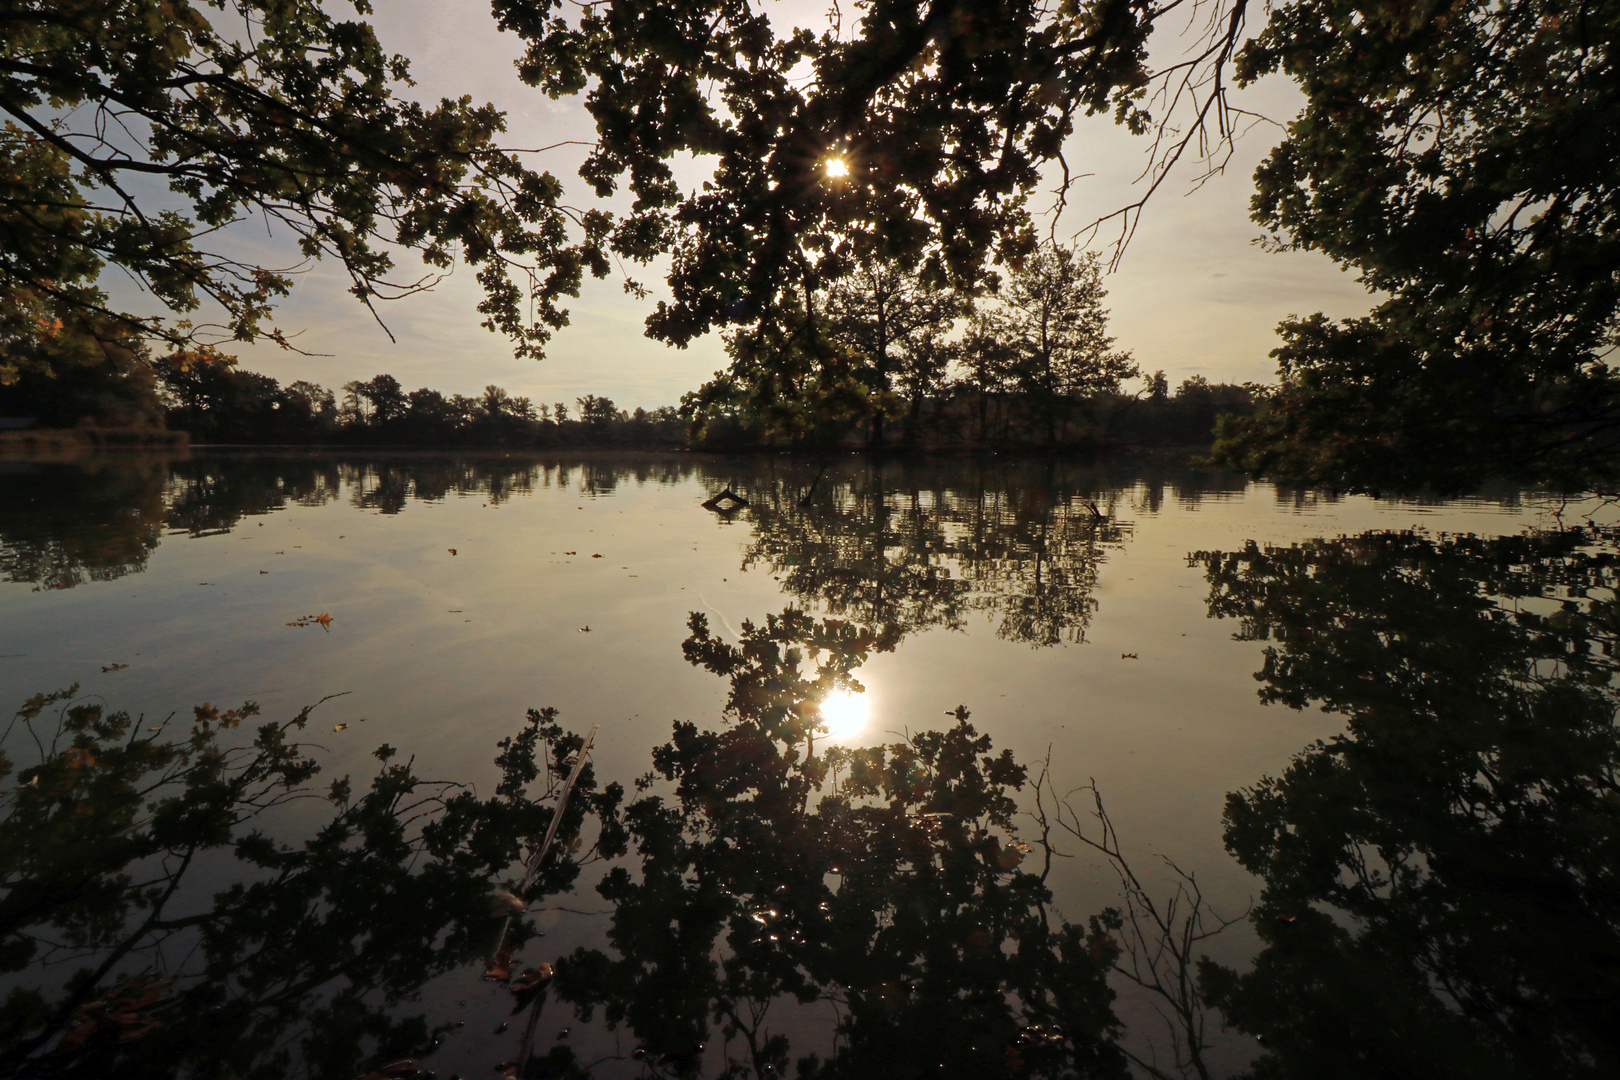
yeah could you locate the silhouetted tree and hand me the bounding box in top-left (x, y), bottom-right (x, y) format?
top-left (824, 259), bottom-right (969, 445)
top-left (1, 0), bottom-right (608, 382)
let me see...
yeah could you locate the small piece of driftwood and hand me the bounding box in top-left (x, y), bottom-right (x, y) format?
top-left (702, 488), bottom-right (750, 512)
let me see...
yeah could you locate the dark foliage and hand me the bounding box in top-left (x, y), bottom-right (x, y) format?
top-left (552, 608), bottom-right (1130, 1079)
top-left (0, 689), bottom-right (619, 1079)
top-left (1, 0), bottom-right (606, 381)
top-left (1214, 0), bottom-right (1620, 494)
top-left (1193, 527), bottom-right (1620, 1079)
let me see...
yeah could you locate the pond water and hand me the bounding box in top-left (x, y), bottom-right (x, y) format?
top-left (1, 450), bottom-right (1614, 1080)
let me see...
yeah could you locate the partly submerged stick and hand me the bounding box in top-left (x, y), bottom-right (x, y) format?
top-left (489, 724), bottom-right (600, 961)
top-left (519, 723), bottom-right (599, 897)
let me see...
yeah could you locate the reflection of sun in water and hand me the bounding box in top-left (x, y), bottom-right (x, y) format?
top-left (818, 688), bottom-right (868, 741)
top-left (824, 157), bottom-right (849, 178)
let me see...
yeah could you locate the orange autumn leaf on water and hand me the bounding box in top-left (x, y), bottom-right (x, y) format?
top-left (315, 612), bottom-right (332, 628)
top-left (484, 949), bottom-right (517, 981)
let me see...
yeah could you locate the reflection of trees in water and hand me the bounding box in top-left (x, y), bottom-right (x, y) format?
top-left (0, 455), bottom-right (705, 589)
top-left (737, 471), bottom-right (978, 638)
top-left (549, 607), bottom-right (1135, 1080)
top-left (165, 456), bottom-right (344, 535)
top-left (1193, 528), bottom-right (1620, 1079)
top-left (0, 688), bottom-right (620, 1080)
top-left (734, 458), bottom-right (1163, 646)
top-left (4, 606), bottom-right (1225, 1079)
top-left (12, 454), bottom-right (1619, 1075)
top-left (37, 521), bottom-right (1610, 1078)
top-left (0, 452), bottom-right (1241, 608)
top-left (0, 458), bottom-right (171, 590)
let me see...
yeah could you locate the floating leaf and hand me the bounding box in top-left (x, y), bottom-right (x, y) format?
top-left (101, 663), bottom-right (128, 672)
top-left (488, 887), bottom-right (528, 918)
top-left (484, 949), bottom-right (517, 981)
top-left (332, 724), bottom-right (347, 732)
top-left (510, 962), bottom-right (553, 992)
top-left (448, 548), bottom-right (457, 555)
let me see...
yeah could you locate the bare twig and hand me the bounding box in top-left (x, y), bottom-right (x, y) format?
top-left (1048, 775), bottom-right (1249, 1080)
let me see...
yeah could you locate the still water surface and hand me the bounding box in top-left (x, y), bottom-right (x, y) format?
top-left (1, 451), bottom-right (1612, 1079)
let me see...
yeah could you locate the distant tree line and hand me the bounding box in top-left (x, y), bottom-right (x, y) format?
top-left (1, 242), bottom-right (1253, 451)
top-left (0, 334), bottom-right (1254, 452)
top-left (152, 359), bottom-right (684, 447)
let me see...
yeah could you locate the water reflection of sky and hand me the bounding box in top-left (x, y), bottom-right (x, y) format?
top-left (2, 451), bottom-right (1609, 1077)
top-left (2, 456), bottom-right (1561, 883)
top-left (0, 453), bottom-right (1564, 851)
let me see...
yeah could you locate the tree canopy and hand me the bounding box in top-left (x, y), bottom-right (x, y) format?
top-left (1211, 0), bottom-right (1620, 493)
top-left (1, 0), bottom-right (608, 388)
top-left (494, 0), bottom-right (1619, 487)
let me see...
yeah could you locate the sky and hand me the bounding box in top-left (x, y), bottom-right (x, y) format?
top-left (198, 2), bottom-right (1377, 411)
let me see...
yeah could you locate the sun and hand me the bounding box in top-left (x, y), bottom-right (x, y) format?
top-left (817, 688), bottom-right (869, 741)
top-left (824, 157), bottom-right (849, 178)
